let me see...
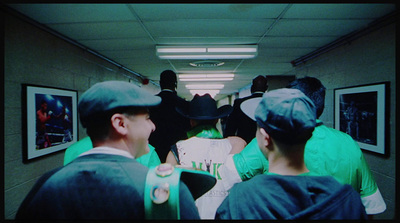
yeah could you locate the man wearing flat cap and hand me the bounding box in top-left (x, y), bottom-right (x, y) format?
top-left (166, 94), bottom-right (246, 219)
top-left (16, 81), bottom-right (215, 220)
top-left (215, 88), bottom-right (367, 220)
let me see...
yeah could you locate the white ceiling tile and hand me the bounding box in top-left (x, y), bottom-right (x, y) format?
top-left (259, 36), bottom-right (338, 48)
top-left (284, 4), bottom-right (396, 19)
top-left (155, 37), bottom-right (260, 45)
top-left (80, 38), bottom-right (154, 51)
top-left (6, 3), bottom-right (396, 99)
top-left (145, 19), bottom-right (273, 38)
top-left (48, 21), bottom-right (147, 40)
top-left (269, 19), bottom-right (375, 37)
top-left (9, 4), bottom-right (134, 23)
top-left (132, 4), bottom-right (289, 20)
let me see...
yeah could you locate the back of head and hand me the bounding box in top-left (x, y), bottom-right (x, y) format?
top-left (160, 70), bottom-right (177, 90)
top-left (286, 76), bottom-right (326, 118)
top-left (254, 88), bottom-right (317, 145)
top-left (251, 75), bottom-right (268, 93)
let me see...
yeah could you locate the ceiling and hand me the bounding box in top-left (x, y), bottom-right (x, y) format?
top-left (6, 3), bottom-right (396, 100)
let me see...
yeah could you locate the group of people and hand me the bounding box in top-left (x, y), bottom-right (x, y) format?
top-left (16, 70), bottom-right (386, 220)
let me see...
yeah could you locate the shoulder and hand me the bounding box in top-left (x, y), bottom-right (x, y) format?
top-left (63, 154), bottom-right (149, 180)
top-left (233, 97), bottom-right (246, 105)
top-left (314, 125), bottom-right (362, 153)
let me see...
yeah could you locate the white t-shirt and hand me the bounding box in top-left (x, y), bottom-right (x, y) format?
top-left (174, 137), bottom-right (232, 219)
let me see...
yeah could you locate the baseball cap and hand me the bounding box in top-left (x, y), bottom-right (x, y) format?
top-left (241, 88), bottom-right (316, 144)
top-left (78, 81), bottom-right (161, 126)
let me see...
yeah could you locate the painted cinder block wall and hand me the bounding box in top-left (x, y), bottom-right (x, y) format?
top-left (3, 12), bottom-right (158, 219)
top-left (4, 10), bottom-right (396, 220)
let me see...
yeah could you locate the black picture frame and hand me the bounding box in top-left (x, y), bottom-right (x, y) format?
top-left (22, 84), bottom-right (78, 162)
top-left (334, 82), bottom-right (390, 156)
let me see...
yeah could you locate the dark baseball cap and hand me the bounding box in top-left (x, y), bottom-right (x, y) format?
top-left (241, 88), bottom-right (316, 144)
top-left (78, 81), bottom-right (161, 126)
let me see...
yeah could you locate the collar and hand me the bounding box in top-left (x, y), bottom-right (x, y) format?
top-left (316, 119), bottom-right (324, 126)
top-left (161, 89), bottom-right (175, 93)
top-left (79, 146), bottom-right (134, 159)
top-left (187, 125), bottom-right (223, 139)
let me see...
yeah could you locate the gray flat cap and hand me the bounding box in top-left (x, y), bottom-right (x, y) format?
top-left (241, 88), bottom-right (316, 144)
top-left (78, 81), bottom-right (161, 125)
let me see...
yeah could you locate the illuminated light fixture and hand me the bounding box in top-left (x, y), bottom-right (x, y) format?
top-left (186, 84), bottom-right (224, 90)
top-left (190, 90), bottom-right (220, 98)
top-left (179, 74), bottom-right (234, 82)
top-left (156, 45), bottom-right (258, 60)
top-left (189, 60), bottom-right (225, 67)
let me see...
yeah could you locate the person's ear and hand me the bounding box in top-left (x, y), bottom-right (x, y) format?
top-left (111, 113), bottom-right (128, 135)
top-left (259, 128), bottom-right (272, 149)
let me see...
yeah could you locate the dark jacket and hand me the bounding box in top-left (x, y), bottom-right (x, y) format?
top-left (224, 92), bottom-right (263, 143)
top-left (215, 174), bottom-right (367, 220)
top-left (16, 154), bottom-right (199, 220)
top-left (149, 90), bottom-right (190, 162)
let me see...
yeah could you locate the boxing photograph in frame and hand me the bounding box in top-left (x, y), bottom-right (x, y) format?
top-left (334, 82), bottom-right (389, 156)
top-left (22, 84), bottom-right (78, 162)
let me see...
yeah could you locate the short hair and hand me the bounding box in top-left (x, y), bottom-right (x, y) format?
top-left (159, 70), bottom-right (177, 90)
top-left (286, 76), bottom-right (326, 118)
top-left (85, 107), bottom-right (146, 141)
top-left (251, 75), bottom-right (268, 93)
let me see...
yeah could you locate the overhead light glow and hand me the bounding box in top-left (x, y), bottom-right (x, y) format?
top-left (186, 84), bottom-right (224, 90)
top-left (190, 90), bottom-right (220, 98)
top-left (179, 73), bottom-right (234, 82)
top-left (156, 45), bottom-right (257, 60)
top-left (207, 47), bottom-right (257, 53)
top-left (180, 78), bottom-right (233, 81)
top-left (157, 48), bottom-right (206, 53)
top-left (158, 54), bottom-right (256, 59)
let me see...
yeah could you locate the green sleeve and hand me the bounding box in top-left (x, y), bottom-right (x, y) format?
top-left (137, 144), bottom-right (161, 168)
top-left (232, 138), bottom-right (269, 181)
top-left (63, 136), bottom-right (93, 165)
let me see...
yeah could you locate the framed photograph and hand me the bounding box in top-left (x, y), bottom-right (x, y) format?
top-left (334, 82), bottom-right (389, 156)
top-left (22, 84), bottom-right (78, 162)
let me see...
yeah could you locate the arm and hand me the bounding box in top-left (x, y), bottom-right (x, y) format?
top-left (166, 144), bottom-right (180, 165)
top-left (227, 136), bottom-right (247, 154)
top-left (219, 137), bottom-right (269, 191)
top-left (37, 110), bottom-right (51, 123)
top-left (166, 151), bottom-right (179, 165)
top-left (358, 152), bottom-right (386, 216)
top-left (223, 100), bottom-right (241, 137)
top-left (232, 137), bottom-right (269, 180)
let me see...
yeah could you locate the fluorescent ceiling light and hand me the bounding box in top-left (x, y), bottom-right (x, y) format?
top-left (180, 78), bottom-right (233, 82)
top-left (157, 48), bottom-right (206, 53)
top-left (156, 45), bottom-right (257, 60)
top-left (186, 84), bottom-right (224, 90)
top-left (208, 47), bottom-right (257, 53)
top-left (179, 73), bottom-right (234, 82)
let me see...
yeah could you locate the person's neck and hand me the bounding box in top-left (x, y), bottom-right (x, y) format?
top-left (267, 150), bottom-right (309, 176)
top-left (93, 139), bottom-right (134, 156)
